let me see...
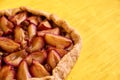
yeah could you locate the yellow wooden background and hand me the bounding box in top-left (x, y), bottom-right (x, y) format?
top-left (0, 0), bottom-right (120, 80)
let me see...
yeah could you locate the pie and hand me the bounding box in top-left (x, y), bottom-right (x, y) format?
top-left (0, 7), bottom-right (81, 80)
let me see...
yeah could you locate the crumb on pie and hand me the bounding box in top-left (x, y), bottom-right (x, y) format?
top-left (0, 7), bottom-right (81, 80)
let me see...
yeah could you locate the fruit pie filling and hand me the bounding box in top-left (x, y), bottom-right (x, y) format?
top-left (0, 11), bottom-right (73, 80)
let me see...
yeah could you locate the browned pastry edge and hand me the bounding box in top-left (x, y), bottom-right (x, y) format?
top-left (0, 7), bottom-right (82, 80)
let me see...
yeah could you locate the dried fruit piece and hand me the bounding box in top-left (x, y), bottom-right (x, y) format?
top-left (4, 50), bottom-right (28, 66)
top-left (17, 61), bottom-right (31, 80)
top-left (45, 33), bottom-right (72, 49)
top-left (14, 26), bottom-right (27, 48)
top-left (11, 12), bottom-right (27, 25)
top-left (7, 21), bottom-right (14, 29)
top-left (37, 27), bottom-right (60, 36)
top-left (26, 50), bottom-right (47, 65)
top-left (0, 16), bottom-right (12, 34)
top-left (28, 37), bottom-right (44, 52)
top-left (28, 24), bottom-right (36, 40)
top-left (0, 65), bottom-right (15, 80)
top-left (38, 20), bottom-right (52, 30)
top-left (14, 26), bottom-right (25, 41)
top-left (27, 16), bottom-right (40, 25)
top-left (30, 60), bottom-right (50, 78)
top-left (14, 26), bottom-right (25, 42)
top-left (47, 46), bottom-right (67, 57)
top-left (55, 48), bottom-right (67, 57)
top-left (0, 37), bottom-right (20, 52)
top-left (47, 50), bottom-right (61, 69)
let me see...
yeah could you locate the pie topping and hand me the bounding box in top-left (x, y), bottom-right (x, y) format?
top-left (0, 10), bottom-right (74, 80)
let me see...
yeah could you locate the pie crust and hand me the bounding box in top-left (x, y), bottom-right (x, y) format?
top-left (0, 7), bottom-right (82, 80)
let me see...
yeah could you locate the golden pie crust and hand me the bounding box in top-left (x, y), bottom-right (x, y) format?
top-left (0, 7), bottom-right (82, 80)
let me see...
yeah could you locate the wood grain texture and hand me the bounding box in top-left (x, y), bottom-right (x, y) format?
top-left (0, 0), bottom-right (120, 80)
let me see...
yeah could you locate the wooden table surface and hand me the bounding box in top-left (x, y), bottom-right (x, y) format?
top-left (0, 0), bottom-right (120, 80)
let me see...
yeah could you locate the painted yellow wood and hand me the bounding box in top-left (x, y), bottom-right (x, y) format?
top-left (0, 0), bottom-right (120, 80)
